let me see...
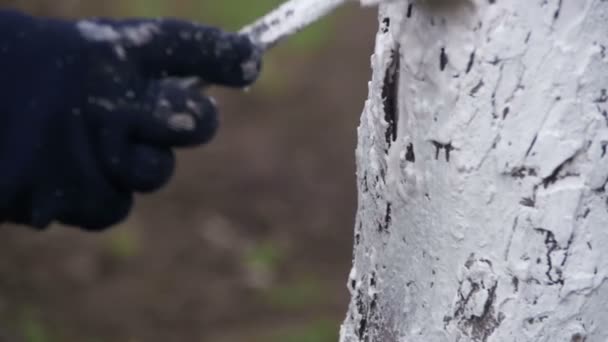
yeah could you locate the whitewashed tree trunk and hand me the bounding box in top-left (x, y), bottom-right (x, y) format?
top-left (340, 0), bottom-right (608, 341)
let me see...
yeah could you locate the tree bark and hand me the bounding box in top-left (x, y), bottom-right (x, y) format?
top-left (340, 1), bottom-right (608, 341)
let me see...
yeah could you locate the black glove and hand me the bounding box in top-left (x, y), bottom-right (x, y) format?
top-left (0, 10), bottom-right (261, 230)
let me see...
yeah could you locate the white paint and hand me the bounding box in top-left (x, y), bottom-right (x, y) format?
top-left (341, 0), bottom-right (608, 341)
top-left (77, 21), bottom-right (160, 46)
top-left (167, 113), bottom-right (196, 132)
top-left (241, 57), bottom-right (260, 83)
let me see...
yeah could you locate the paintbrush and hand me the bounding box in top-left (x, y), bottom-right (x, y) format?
top-left (239, 0), bottom-right (349, 52)
top-left (178, 0), bottom-right (385, 89)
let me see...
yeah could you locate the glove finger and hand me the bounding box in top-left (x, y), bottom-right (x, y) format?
top-left (131, 79), bottom-right (219, 147)
top-left (57, 190), bottom-right (133, 231)
top-left (79, 19), bottom-right (263, 86)
top-left (137, 20), bottom-right (262, 86)
top-left (96, 123), bottom-right (176, 193)
top-left (124, 144), bottom-right (175, 193)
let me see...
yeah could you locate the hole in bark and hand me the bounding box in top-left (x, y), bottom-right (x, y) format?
top-left (440, 47), bottom-right (449, 71)
top-left (406, 143), bottom-right (416, 162)
top-left (571, 333), bottom-right (587, 342)
top-left (511, 277), bottom-right (519, 292)
top-left (381, 18), bottom-right (390, 33)
top-left (383, 45), bottom-right (401, 146)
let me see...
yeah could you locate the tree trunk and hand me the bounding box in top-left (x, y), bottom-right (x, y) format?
top-left (340, 1), bottom-right (608, 341)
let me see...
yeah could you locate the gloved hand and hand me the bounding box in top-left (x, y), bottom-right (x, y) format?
top-left (0, 10), bottom-right (261, 230)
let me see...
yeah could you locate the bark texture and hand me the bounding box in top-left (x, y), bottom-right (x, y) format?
top-left (341, 1), bottom-right (608, 341)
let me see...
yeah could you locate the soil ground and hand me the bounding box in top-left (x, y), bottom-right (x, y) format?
top-left (0, 7), bottom-right (378, 342)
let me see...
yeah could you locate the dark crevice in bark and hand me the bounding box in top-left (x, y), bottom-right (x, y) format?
top-left (489, 56), bottom-right (501, 66)
top-left (502, 106), bottom-right (510, 119)
top-left (379, 203), bottom-right (392, 233)
top-left (355, 222), bottom-right (362, 246)
top-left (553, 0), bottom-right (563, 20)
top-left (520, 197), bottom-right (535, 207)
top-left (582, 208), bottom-right (591, 219)
top-left (535, 228), bottom-right (563, 285)
top-left (445, 143), bottom-right (454, 162)
top-left (406, 143), bottom-right (416, 162)
top-left (509, 167), bottom-right (537, 179)
top-left (381, 17), bottom-right (390, 33)
top-left (355, 288), bottom-right (367, 339)
top-left (534, 228), bottom-right (573, 286)
top-left (594, 89), bottom-right (608, 103)
top-left (383, 45), bottom-right (401, 147)
top-left (525, 134), bottom-right (538, 157)
top-left (432, 141), bottom-right (454, 162)
top-left (541, 154), bottom-right (577, 188)
top-left (597, 105), bottom-right (608, 126)
top-left (354, 271), bottom-right (381, 342)
top-left (440, 47), bottom-right (449, 71)
top-left (447, 257), bottom-right (501, 341)
top-left (466, 51), bottom-right (476, 74)
top-left (470, 79), bottom-right (485, 96)
top-left (468, 283), bottom-right (500, 342)
top-left (511, 277), bottom-right (519, 292)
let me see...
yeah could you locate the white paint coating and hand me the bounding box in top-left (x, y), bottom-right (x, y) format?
top-left (341, 0), bottom-right (608, 341)
top-left (77, 21), bottom-right (160, 46)
top-left (240, 57), bottom-right (260, 83)
top-left (167, 113), bottom-right (196, 132)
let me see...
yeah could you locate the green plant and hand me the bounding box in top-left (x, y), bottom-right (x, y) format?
top-left (263, 277), bottom-right (325, 311)
top-left (268, 319), bottom-right (339, 342)
top-left (104, 229), bottom-right (140, 260)
top-left (245, 240), bottom-right (284, 273)
top-left (19, 309), bottom-right (51, 342)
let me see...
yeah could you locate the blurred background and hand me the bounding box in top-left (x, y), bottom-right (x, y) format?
top-left (0, 1), bottom-right (377, 341)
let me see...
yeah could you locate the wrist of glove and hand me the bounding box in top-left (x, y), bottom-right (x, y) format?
top-left (0, 10), bottom-right (261, 230)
